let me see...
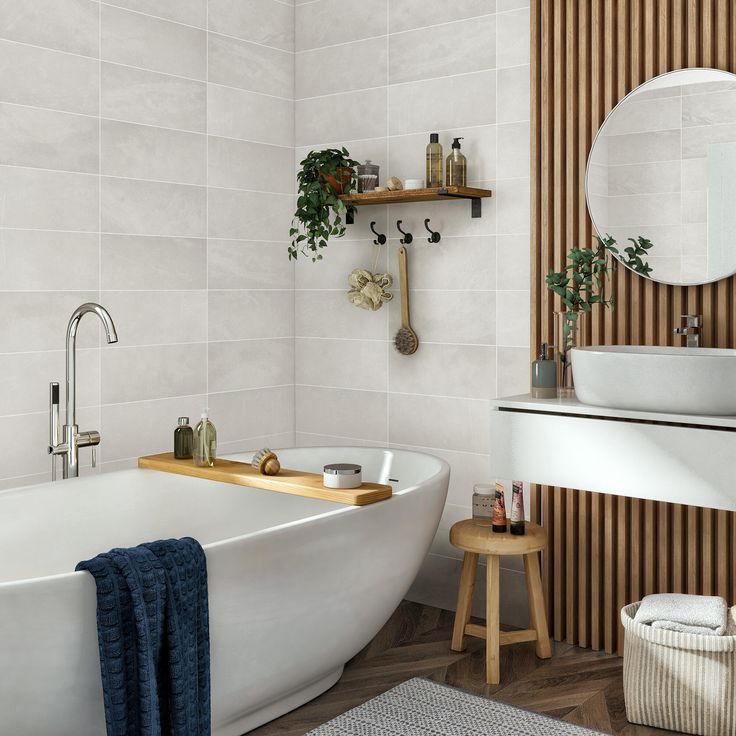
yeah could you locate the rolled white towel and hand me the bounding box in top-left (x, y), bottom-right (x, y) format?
top-left (634, 593), bottom-right (728, 636)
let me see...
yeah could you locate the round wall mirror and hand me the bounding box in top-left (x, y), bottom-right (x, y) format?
top-left (586, 68), bottom-right (736, 286)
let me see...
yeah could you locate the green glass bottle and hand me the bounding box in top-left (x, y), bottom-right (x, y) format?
top-left (174, 416), bottom-right (193, 459)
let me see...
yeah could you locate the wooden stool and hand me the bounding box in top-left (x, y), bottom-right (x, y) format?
top-left (449, 519), bottom-right (552, 684)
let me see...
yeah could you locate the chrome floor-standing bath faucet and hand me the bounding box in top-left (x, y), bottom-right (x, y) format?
top-left (49, 303), bottom-right (118, 479)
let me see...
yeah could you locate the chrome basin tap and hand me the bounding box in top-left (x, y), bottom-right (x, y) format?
top-left (49, 303), bottom-right (118, 479)
top-left (674, 314), bottom-right (701, 348)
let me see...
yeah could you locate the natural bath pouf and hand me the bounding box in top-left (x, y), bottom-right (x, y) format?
top-left (347, 269), bottom-right (393, 311)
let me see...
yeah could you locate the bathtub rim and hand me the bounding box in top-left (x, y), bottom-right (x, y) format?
top-left (0, 446), bottom-right (449, 589)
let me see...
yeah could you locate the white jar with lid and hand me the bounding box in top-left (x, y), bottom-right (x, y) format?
top-left (323, 463), bottom-right (362, 489)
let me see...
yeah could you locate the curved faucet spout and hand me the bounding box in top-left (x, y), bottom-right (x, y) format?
top-left (66, 303), bottom-right (118, 424)
top-left (67, 302), bottom-right (118, 346)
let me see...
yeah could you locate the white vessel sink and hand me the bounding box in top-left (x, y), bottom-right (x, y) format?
top-left (571, 345), bottom-right (736, 416)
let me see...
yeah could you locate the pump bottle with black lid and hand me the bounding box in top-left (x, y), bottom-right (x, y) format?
top-left (445, 137), bottom-right (467, 186)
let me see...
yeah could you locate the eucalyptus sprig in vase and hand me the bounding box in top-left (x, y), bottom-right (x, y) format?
top-left (545, 234), bottom-right (653, 393)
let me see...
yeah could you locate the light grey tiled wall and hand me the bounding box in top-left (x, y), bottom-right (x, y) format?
top-left (293, 0), bottom-right (532, 618)
top-left (0, 0), bottom-right (295, 487)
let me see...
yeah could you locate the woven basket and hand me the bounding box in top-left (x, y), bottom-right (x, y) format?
top-left (621, 602), bottom-right (736, 736)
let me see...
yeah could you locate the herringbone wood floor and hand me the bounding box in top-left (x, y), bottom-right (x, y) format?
top-left (251, 600), bottom-right (681, 736)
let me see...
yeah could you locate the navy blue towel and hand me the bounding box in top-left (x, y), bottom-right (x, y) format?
top-left (76, 537), bottom-right (210, 736)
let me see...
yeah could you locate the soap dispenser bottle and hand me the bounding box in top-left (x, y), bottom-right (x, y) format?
top-left (445, 137), bottom-right (467, 186)
top-left (426, 133), bottom-right (443, 187)
top-left (193, 409), bottom-right (217, 467)
top-left (531, 343), bottom-right (557, 399)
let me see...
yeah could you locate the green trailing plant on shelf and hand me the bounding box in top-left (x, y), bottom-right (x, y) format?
top-left (289, 147), bottom-right (360, 262)
top-left (545, 234), bottom-right (654, 388)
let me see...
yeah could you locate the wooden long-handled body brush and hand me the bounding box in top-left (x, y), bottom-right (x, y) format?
top-left (394, 246), bottom-right (419, 355)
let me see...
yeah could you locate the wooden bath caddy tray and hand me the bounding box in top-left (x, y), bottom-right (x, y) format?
top-left (138, 453), bottom-right (392, 506)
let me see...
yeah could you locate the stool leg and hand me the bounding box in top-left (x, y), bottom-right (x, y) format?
top-left (486, 554), bottom-right (501, 684)
top-left (524, 552), bottom-right (552, 659)
top-left (451, 552), bottom-right (478, 651)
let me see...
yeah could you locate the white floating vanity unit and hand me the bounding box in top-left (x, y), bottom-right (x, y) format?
top-left (490, 393), bottom-right (736, 513)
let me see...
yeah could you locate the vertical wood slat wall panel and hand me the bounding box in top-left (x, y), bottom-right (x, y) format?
top-left (531, 0), bottom-right (736, 654)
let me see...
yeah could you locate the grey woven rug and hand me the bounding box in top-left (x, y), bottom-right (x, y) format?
top-left (307, 678), bottom-right (605, 735)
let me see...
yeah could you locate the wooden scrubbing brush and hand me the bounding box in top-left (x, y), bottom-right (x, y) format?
top-left (252, 448), bottom-right (281, 475)
top-left (394, 246), bottom-right (419, 355)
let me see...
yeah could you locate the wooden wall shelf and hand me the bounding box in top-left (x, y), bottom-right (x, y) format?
top-left (340, 186), bottom-right (492, 222)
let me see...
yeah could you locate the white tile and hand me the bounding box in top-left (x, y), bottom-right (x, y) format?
top-left (207, 83), bottom-right (294, 146)
top-left (0, 0), bottom-right (99, 57)
top-left (101, 290), bottom-right (207, 346)
top-left (0, 230), bottom-right (99, 291)
top-left (388, 70), bottom-right (495, 135)
top-left (0, 291), bottom-right (100, 352)
top-left (209, 0), bottom-right (294, 51)
top-left (388, 393), bottom-right (490, 453)
top-left (207, 188), bottom-right (293, 240)
top-left (101, 62), bottom-right (206, 132)
top-left (682, 89), bottom-right (736, 127)
top-left (389, 0), bottom-right (495, 32)
top-left (208, 290), bottom-right (294, 340)
top-left (496, 346), bottom-right (530, 397)
top-left (207, 240), bottom-right (294, 290)
top-left (389, 343), bottom-right (495, 400)
top-left (103, 0), bottom-right (206, 28)
top-left (101, 395), bottom-right (206, 462)
top-left (0, 39), bottom-right (99, 115)
top-left (296, 385), bottom-right (387, 441)
top-left (295, 432), bottom-right (385, 448)
top-left (296, 337), bottom-right (388, 392)
top-left (388, 237), bottom-right (495, 290)
top-left (101, 343), bottom-right (207, 404)
top-left (296, 0), bottom-right (387, 52)
top-left (389, 15), bottom-right (495, 85)
top-left (101, 120), bottom-right (206, 184)
top-left (208, 136), bottom-right (293, 193)
top-left (604, 95), bottom-right (681, 135)
top-left (497, 121), bottom-right (530, 179)
top-left (496, 7), bottom-right (529, 68)
top-left (496, 233), bottom-right (529, 290)
top-left (101, 5), bottom-right (207, 80)
top-left (496, 290), bottom-right (530, 347)
top-left (0, 166), bottom-right (98, 231)
top-left (208, 33), bottom-right (293, 98)
top-left (297, 38), bottom-right (387, 99)
top-left (497, 64), bottom-right (530, 123)
top-left (296, 87), bottom-right (387, 146)
top-left (388, 290), bottom-right (496, 345)
top-left (606, 160), bottom-right (681, 196)
top-left (495, 176), bottom-right (529, 233)
top-left (0, 103), bottom-right (99, 173)
top-left (295, 290), bottom-right (388, 340)
top-left (208, 386), bottom-right (294, 442)
top-left (101, 235), bottom-right (207, 290)
top-left (101, 177), bottom-right (206, 237)
top-left (208, 338), bottom-right (294, 392)
top-left (0, 347), bottom-right (99, 416)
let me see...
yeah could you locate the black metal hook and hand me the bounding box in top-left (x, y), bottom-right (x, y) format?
top-left (370, 221), bottom-right (386, 246)
top-left (424, 218), bottom-right (441, 244)
top-left (396, 220), bottom-right (413, 245)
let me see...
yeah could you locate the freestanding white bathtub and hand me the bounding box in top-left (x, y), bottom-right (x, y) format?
top-left (0, 447), bottom-right (449, 736)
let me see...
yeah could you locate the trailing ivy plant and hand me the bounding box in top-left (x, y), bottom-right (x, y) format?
top-left (289, 147), bottom-right (360, 262)
top-left (546, 233), bottom-right (654, 351)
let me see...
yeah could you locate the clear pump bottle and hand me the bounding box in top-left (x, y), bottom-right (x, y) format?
top-left (193, 409), bottom-right (217, 467)
top-left (445, 137), bottom-right (467, 186)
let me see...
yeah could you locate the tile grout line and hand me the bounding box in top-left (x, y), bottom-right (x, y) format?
top-left (98, 0), bottom-right (103, 467)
